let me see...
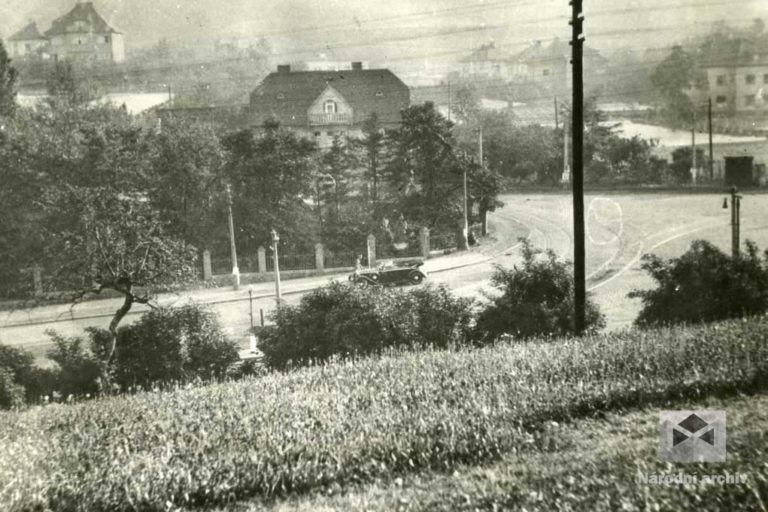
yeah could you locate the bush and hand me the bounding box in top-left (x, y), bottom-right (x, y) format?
top-left (473, 239), bottom-right (605, 342)
top-left (260, 281), bottom-right (474, 369)
top-left (0, 343), bottom-right (58, 408)
top-left (46, 329), bottom-right (103, 398)
top-left (112, 303), bottom-right (239, 388)
top-left (629, 239), bottom-right (768, 326)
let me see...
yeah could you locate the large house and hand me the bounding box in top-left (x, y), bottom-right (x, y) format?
top-left (6, 1), bottom-right (124, 63)
top-left (249, 63), bottom-right (410, 147)
top-left (510, 38), bottom-right (607, 86)
top-left (704, 54), bottom-right (768, 114)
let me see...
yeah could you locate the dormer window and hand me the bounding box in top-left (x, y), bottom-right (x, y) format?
top-left (375, 91), bottom-right (384, 97)
top-left (276, 93), bottom-right (285, 100)
top-left (323, 100), bottom-right (337, 113)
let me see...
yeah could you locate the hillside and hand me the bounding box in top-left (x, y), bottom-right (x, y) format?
top-left (2, 316), bottom-right (768, 510)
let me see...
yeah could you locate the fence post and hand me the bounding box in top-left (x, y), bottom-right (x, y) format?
top-left (419, 227), bottom-right (430, 259)
top-left (202, 250), bottom-right (212, 281)
top-left (315, 242), bottom-right (324, 271)
top-left (257, 246), bottom-right (267, 274)
top-left (367, 234), bottom-right (376, 268)
top-left (33, 266), bottom-right (43, 296)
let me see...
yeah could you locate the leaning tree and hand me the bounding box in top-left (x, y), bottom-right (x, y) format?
top-left (40, 185), bottom-right (198, 381)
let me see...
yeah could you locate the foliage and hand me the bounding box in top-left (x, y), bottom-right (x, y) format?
top-left (45, 330), bottom-right (103, 398)
top-left (650, 45), bottom-right (705, 127)
top-left (146, 118), bottom-right (226, 252)
top-left (385, 103), bottom-right (468, 232)
top-left (112, 303), bottom-right (239, 388)
top-left (629, 239), bottom-right (768, 326)
top-left (222, 121), bottom-right (318, 253)
top-left (260, 281), bottom-right (474, 369)
top-left (2, 317), bottom-right (768, 510)
top-left (0, 38), bottom-right (17, 118)
top-left (669, 146), bottom-right (707, 184)
top-left (474, 239), bottom-right (605, 342)
top-left (0, 344), bottom-right (34, 409)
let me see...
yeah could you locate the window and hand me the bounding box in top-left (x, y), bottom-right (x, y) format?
top-left (716, 75), bottom-right (726, 86)
top-left (78, 39), bottom-right (82, 45)
top-left (25, 43), bottom-right (32, 51)
top-left (276, 93), bottom-right (285, 99)
top-left (716, 95), bottom-right (727, 104)
top-left (104, 35), bottom-right (110, 43)
top-left (746, 74), bottom-right (755, 84)
top-left (326, 131), bottom-right (334, 136)
top-left (323, 100), bottom-right (337, 113)
top-left (542, 68), bottom-right (551, 76)
top-left (314, 131), bottom-right (321, 137)
top-left (764, 74), bottom-right (768, 84)
top-left (745, 94), bottom-right (755, 106)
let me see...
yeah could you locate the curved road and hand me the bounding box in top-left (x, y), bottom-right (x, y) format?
top-left (3, 192), bottom-right (768, 362)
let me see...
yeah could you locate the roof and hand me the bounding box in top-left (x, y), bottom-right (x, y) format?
top-left (9, 22), bottom-right (46, 42)
top-left (459, 42), bottom-right (510, 64)
top-left (249, 68), bottom-right (410, 127)
top-left (514, 38), bottom-right (605, 64)
top-left (45, 2), bottom-right (119, 37)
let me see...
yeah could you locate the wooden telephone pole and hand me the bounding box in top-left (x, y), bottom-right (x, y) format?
top-left (570, 0), bottom-right (586, 334)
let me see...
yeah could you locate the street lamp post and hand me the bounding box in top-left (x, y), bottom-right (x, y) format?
top-left (226, 184), bottom-right (240, 290)
top-left (723, 187), bottom-right (742, 258)
top-left (271, 229), bottom-right (281, 306)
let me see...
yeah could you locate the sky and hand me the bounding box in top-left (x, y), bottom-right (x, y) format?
top-left (1, 0), bottom-right (767, 66)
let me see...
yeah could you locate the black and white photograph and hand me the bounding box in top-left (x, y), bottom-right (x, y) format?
top-left (1, 0), bottom-right (767, 510)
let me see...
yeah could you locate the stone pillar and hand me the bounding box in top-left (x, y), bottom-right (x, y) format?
top-left (257, 246), bottom-right (267, 274)
top-left (315, 243), bottom-right (324, 271)
top-left (367, 234), bottom-right (376, 268)
top-left (33, 266), bottom-right (43, 296)
top-left (202, 250), bottom-right (212, 281)
top-left (419, 227), bottom-right (430, 259)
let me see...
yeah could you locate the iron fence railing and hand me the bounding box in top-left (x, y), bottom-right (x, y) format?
top-left (266, 253), bottom-right (315, 272)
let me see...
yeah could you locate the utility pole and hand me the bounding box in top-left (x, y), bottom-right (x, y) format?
top-left (554, 97), bottom-right (559, 130)
top-left (447, 81), bottom-right (452, 122)
top-left (570, 0), bottom-right (586, 335)
top-left (563, 106), bottom-right (570, 184)
top-left (226, 184), bottom-right (240, 290)
top-left (726, 187), bottom-right (741, 258)
top-left (708, 97), bottom-right (714, 180)
top-left (271, 229), bottom-right (282, 306)
top-left (168, 83), bottom-right (173, 108)
top-left (691, 110), bottom-right (697, 184)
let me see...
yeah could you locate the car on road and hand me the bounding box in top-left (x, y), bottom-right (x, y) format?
top-left (349, 259), bottom-right (427, 286)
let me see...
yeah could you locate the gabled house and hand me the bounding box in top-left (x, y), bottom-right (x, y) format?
top-left (7, 22), bottom-right (48, 59)
top-left (511, 38), bottom-right (606, 85)
top-left (249, 63), bottom-right (410, 147)
top-left (45, 1), bottom-right (124, 63)
top-left (704, 52), bottom-right (768, 114)
top-left (458, 42), bottom-right (514, 80)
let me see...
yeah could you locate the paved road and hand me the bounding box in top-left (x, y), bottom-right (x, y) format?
top-left (4, 192), bottom-right (768, 363)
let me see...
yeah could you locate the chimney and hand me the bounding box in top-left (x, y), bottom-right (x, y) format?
top-left (277, 64), bottom-right (291, 73)
top-left (351, 62), bottom-right (363, 70)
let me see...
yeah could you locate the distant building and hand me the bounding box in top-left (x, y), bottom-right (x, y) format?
top-left (6, 1), bottom-right (124, 63)
top-left (704, 54), bottom-right (768, 114)
top-left (458, 42), bottom-right (513, 80)
top-left (7, 22), bottom-right (48, 59)
top-left (510, 38), bottom-right (606, 86)
top-left (249, 63), bottom-right (410, 147)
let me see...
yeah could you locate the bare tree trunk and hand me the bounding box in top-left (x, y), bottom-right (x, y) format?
top-left (101, 288), bottom-right (133, 391)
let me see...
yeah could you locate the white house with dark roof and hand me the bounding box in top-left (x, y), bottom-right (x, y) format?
top-left (7, 22), bottom-right (48, 59)
top-left (6, 1), bottom-right (124, 63)
top-left (249, 63), bottom-right (410, 147)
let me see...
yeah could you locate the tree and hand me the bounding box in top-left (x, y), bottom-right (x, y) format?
top-left (650, 46), bottom-right (705, 127)
top-left (386, 103), bottom-right (468, 232)
top-left (222, 120), bottom-right (318, 253)
top-left (40, 187), bottom-right (198, 382)
top-left (355, 113), bottom-right (386, 203)
top-left (0, 38), bottom-right (18, 118)
top-left (46, 61), bottom-right (94, 107)
top-left (147, 118), bottom-right (226, 252)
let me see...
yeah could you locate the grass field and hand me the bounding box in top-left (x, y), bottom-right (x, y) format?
top-left (2, 316), bottom-right (768, 511)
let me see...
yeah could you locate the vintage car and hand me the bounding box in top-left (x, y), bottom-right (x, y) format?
top-left (349, 259), bottom-right (427, 286)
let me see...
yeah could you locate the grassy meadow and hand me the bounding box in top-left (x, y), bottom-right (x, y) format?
top-left (2, 317), bottom-right (768, 511)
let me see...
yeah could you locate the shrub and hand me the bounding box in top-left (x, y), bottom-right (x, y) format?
top-left (46, 329), bottom-right (103, 397)
top-left (112, 303), bottom-right (239, 388)
top-left (473, 239), bottom-right (605, 342)
top-left (629, 239), bottom-right (768, 326)
top-left (0, 343), bottom-right (57, 408)
top-left (260, 281), bottom-right (474, 369)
